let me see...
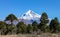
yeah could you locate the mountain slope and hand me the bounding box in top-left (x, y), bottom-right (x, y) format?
top-left (19, 10), bottom-right (41, 24)
top-left (20, 10), bottom-right (41, 20)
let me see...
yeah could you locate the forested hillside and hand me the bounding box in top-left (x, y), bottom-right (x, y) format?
top-left (0, 12), bottom-right (60, 35)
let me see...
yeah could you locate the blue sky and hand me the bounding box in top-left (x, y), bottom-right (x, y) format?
top-left (0, 0), bottom-right (60, 20)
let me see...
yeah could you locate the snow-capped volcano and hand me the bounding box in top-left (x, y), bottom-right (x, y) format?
top-left (19, 10), bottom-right (41, 24)
top-left (20, 10), bottom-right (41, 20)
top-left (5, 10), bottom-right (51, 25)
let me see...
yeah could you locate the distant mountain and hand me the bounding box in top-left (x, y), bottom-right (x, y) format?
top-left (5, 10), bottom-right (51, 25)
top-left (20, 10), bottom-right (41, 20)
top-left (19, 10), bottom-right (41, 25)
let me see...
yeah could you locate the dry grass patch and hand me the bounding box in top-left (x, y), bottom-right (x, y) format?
top-left (0, 33), bottom-right (60, 37)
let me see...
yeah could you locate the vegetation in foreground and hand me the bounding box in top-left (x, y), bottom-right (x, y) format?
top-left (0, 33), bottom-right (60, 37)
top-left (0, 12), bottom-right (60, 35)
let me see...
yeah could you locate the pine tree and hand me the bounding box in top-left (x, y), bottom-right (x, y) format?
top-left (5, 14), bottom-right (17, 25)
top-left (4, 14), bottom-right (18, 34)
top-left (49, 17), bottom-right (59, 33)
top-left (27, 24), bottom-right (33, 33)
top-left (32, 21), bottom-right (38, 32)
top-left (0, 21), bottom-right (7, 35)
top-left (16, 22), bottom-right (27, 34)
top-left (39, 12), bottom-right (49, 32)
top-left (7, 24), bottom-right (16, 34)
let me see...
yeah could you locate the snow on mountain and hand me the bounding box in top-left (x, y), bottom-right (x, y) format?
top-left (5, 10), bottom-right (51, 25)
top-left (19, 10), bottom-right (41, 24)
top-left (20, 10), bottom-right (41, 20)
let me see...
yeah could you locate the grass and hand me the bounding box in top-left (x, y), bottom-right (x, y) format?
top-left (0, 33), bottom-right (60, 37)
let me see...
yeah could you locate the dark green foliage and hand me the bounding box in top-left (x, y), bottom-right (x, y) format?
top-left (32, 21), bottom-right (38, 31)
top-left (27, 24), bottom-right (33, 33)
top-left (58, 23), bottom-right (60, 31)
top-left (40, 12), bottom-right (49, 24)
top-left (39, 12), bottom-right (49, 32)
top-left (5, 14), bottom-right (17, 21)
top-left (49, 17), bottom-right (60, 33)
top-left (16, 22), bottom-right (27, 34)
top-left (4, 14), bottom-right (18, 34)
top-left (6, 24), bottom-right (16, 34)
top-left (5, 14), bottom-right (17, 24)
top-left (0, 21), bottom-right (7, 35)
